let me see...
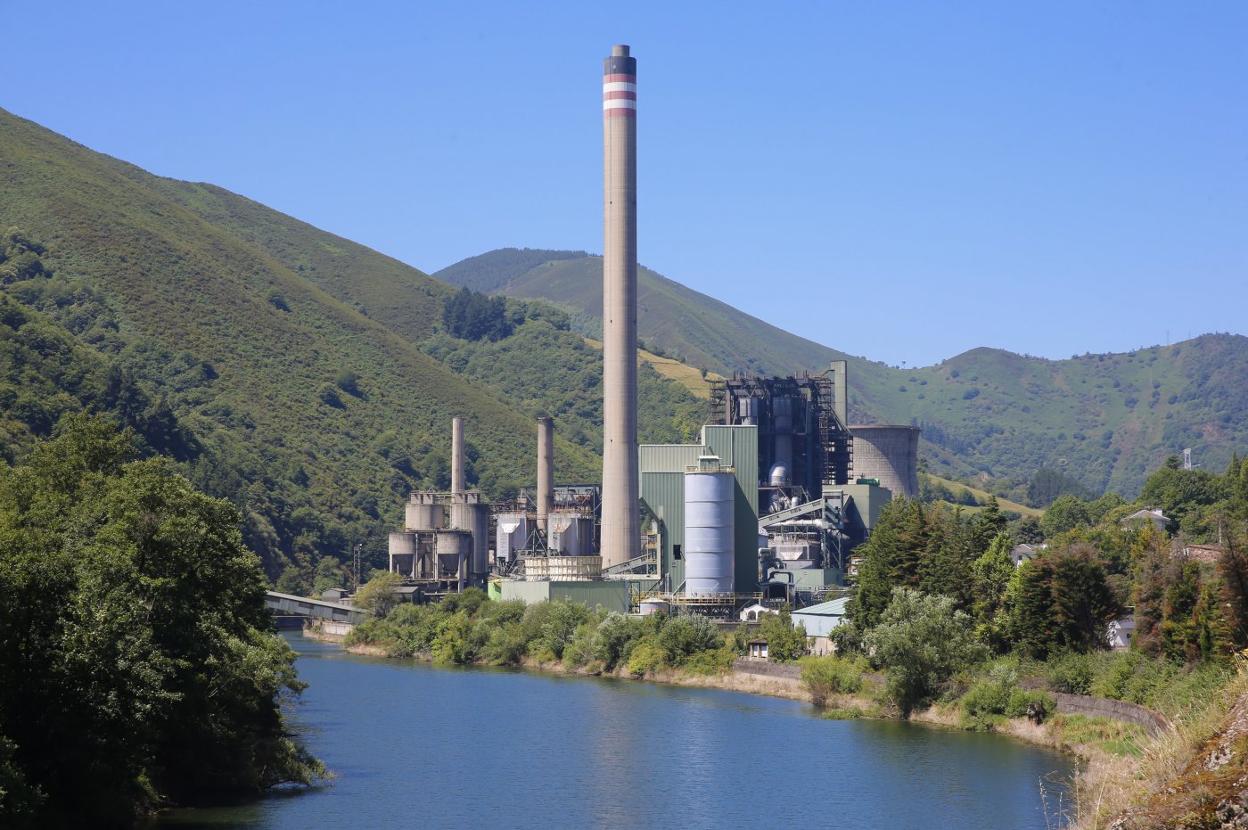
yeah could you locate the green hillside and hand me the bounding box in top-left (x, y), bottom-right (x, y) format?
top-left (438, 249), bottom-right (1248, 499)
top-left (0, 109), bottom-right (705, 585)
top-left (435, 248), bottom-right (850, 376)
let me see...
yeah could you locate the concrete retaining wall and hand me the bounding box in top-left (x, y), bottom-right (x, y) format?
top-left (1052, 692), bottom-right (1171, 736)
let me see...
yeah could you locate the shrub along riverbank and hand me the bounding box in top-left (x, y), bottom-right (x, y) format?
top-left (344, 588), bottom-right (783, 677)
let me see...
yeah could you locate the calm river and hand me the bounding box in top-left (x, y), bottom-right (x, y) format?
top-left (158, 633), bottom-right (1074, 829)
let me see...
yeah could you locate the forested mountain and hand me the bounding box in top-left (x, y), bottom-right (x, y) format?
top-left (1, 101), bottom-right (1242, 596)
top-left (0, 109), bottom-right (703, 585)
top-left (438, 249), bottom-right (1248, 500)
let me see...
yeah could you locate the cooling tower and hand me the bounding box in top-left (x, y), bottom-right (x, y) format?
top-left (848, 425), bottom-right (920, 498)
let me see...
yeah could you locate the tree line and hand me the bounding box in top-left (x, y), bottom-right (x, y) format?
top-left (0, 417), bottom-right (321, 826)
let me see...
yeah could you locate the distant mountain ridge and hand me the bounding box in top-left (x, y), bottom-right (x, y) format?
top-left (437, 248), bottom-right (1248, 499)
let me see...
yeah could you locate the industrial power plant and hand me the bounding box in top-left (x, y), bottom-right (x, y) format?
top-left (385, 44), bottom-right (920, 617)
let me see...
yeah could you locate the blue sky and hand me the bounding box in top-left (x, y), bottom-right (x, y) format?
top-left (7, 1), bottom-right (1245, 367)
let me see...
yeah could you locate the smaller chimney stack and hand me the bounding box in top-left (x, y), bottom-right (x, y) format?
top-left (536, 417), bottom-right (554, 536)
top-left (451, 417), bottom-right (465, 495)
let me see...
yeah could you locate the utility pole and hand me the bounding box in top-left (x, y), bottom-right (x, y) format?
top-left (353, 543), bottom-right (362, 592)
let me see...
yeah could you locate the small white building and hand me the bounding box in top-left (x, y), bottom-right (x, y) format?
top-left (792, 597), bottom-right (850, 655)
top-left (1107, 616), bottom-right (1135, 650)
top-left (1010, 544), bottom-right (1044, 567)
top-left (1121, 508), bottom-right (1170, 533)
top-left (738, 602), bottom-right (778, 622)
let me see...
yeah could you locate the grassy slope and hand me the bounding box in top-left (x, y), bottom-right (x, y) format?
top-left (921, 473), bottom-right (1042, 518)
top-left (582, 337), bottom-right (722, 399)
top-left (438, 249), bottom-right (1248, 499)
top-left (0, 109), bottom-right (610, 574)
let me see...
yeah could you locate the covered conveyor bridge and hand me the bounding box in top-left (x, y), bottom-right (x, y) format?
top-left (264, 591), bottom-right (368, 625)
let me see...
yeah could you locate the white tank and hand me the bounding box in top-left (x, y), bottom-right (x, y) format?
top-left (639, 598), bottom-right (670, 616)
top-left (495, 511), bottom-right (532, 564)
top-left (684, 458), bottom-right (735, 595)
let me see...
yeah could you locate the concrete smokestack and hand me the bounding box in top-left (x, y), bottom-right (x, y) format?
top-left (536, 417), bottom-right (555, 536)
top-left (451, 416), bottom-right (465, 495)
top-left (600, 43), bottom-right (639, 570)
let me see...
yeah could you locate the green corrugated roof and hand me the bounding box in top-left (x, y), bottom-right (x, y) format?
top-left (793, 597), bottom-right (850, 616)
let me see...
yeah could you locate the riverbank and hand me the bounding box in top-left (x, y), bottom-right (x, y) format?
top-left (340, 634), bottom-right (1248, 828)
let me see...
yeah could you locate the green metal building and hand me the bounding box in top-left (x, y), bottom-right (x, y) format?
top-left (640, 424), bottom-right (759, 595)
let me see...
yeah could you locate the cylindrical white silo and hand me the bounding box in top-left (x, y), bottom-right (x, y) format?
top-left (684, 458), bottom-right (735, 596)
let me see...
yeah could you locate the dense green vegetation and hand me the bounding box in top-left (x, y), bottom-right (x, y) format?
top-left (0, 109), bottom-right (705, 592)
top-left (439, 248), bottom-right (1248, 499)
top-left (0, 417), bottom-right (320, 826)
top-left (835, 453), bottom-right (1248, 718)
top-left (345, 586), bottom-right (740, 676)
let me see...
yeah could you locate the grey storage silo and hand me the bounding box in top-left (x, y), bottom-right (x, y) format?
top-left (848, 425), bottom-right (920, 498)
top-left (683, 457), bottom-right (735, 595)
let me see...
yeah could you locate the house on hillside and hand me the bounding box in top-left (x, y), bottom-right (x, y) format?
top-left (1121, 508), bottom-right (1170, 533)
top-left (792, 597), bottom-right (850, 655)
top-left (1107, 615), bottom-right (1135, 650)
top-left (1011, 544), bottom-right (1045, 567)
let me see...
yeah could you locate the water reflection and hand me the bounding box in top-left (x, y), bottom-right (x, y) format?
top-left (157, 634), bottom-right (1073, 830)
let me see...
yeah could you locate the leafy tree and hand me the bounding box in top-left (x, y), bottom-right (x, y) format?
top-left (971, 533), bottom-right (1017, 647)
top-left (1139, 464), bottom-right (1228, 534)
top-left (0, 415), bottom-right (319, 825)
top-left (312, 556), bottom-right (348, 594)
top-left (1009, 545), bottom-right (1119, 658)
top-left (1041, 494), bottom-right (1092, 538)
top-left (657, 615), bottom-right (722, 664)
top-left (758, 609), bottom-right (807, 662)
top-left (442, 287), bottom-right (514, 341)
top-left (1028, 467), bottom-right (1091, 507)
top-left (849, 498), bottom-right (932, 627)
top-left (863, 588), bottom-right (987, 715)
top-left (1012, 516), bottom-right (1044, 545)
top-left (354, 570), bottom-right (403, 617)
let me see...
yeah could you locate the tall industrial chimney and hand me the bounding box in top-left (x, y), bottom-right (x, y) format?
top-left (451, 416), bottom-right (465, 495)
top-left (536, 416), bottom-right (554, 537)
top-left (600, 43), bottom-right (639, 570)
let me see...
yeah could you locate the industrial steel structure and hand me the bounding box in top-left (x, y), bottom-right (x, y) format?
top-left (708, 367), bottom-right (853, 514)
